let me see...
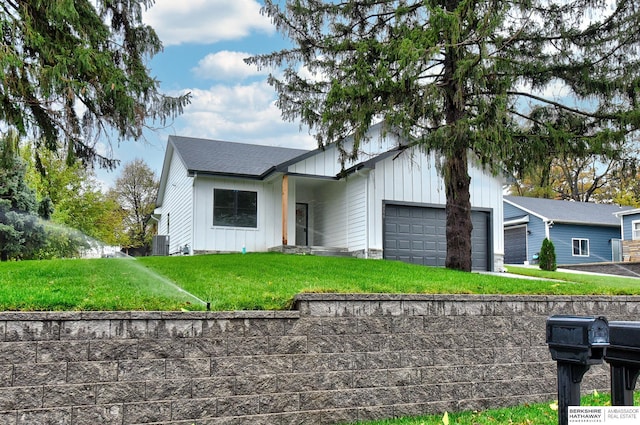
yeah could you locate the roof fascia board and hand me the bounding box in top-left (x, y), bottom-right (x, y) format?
top-left (614, 208), bottom-right (640, 217)
top-left (548, 220), bottom-right (620, 227)
top-left (188, 170), bottom-right (264, 181)
top-left (503, 197), bottom-right (549, 222)
top-left (286, 172), bottom-right (340, 181)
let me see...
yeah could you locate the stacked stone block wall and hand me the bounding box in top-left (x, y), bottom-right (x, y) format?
top-left (622, 240), bottom-right (640, 262)
top-left (1, 294), bottom-right (638, 424)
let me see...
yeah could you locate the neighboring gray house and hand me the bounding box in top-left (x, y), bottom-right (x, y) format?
top-left (154, 124), bottom-right (506, 271)
top-left (613, 208), bottom-right (640, 261)
top-left (504, 196), bottom-right (632, 265)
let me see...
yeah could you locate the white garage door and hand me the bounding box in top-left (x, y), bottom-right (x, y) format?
top-left (384, 204), bottom-right (491, 271)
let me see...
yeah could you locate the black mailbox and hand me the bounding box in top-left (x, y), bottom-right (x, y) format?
top-left (547, 315), bottom-right (609, 363)
top-left (605, 321), bottom-right (640, 406)
top-left (546, 315), bottom-right (609, 425)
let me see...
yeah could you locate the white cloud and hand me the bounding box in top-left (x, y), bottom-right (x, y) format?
top-left (143, 0), bottom-right (274, 46)
top-left (192, 51), bottom-right (270, 81)
top-left (170, 81), bottom-right (316, 149)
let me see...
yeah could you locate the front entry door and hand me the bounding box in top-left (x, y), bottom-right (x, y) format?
top-left (295, 203), bottom-right (308, 246)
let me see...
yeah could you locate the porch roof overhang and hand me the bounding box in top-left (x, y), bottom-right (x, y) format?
top-left (504, 215), bottom-right (529, 227)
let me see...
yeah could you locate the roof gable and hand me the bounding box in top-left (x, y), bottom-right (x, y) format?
top-left (504, 195), bottom-right (632, 226)
top-left (169, 135), bottom-right (310, 178)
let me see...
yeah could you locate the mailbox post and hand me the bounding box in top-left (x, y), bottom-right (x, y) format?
top-left (546, 315), bottom-right (609, 425)
top-left (604, 321), bottom-right (640, 406)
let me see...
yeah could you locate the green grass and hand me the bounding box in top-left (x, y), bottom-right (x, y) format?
top-left (2, 255), bottom-right (637, 424)
top-left (1, 252), bottom-right (640, 311)
top-left (348, 391), bottom-right (633, 424)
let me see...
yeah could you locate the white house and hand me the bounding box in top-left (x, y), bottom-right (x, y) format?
top-left (154, 124), bottom-right (505, 271)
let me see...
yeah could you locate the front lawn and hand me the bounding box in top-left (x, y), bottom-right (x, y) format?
top-left (1, 252), bottom-right (639, 311)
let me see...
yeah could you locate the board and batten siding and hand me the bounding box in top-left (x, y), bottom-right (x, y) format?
top-left (192, 176), bottom-right (282, 253)
top-left (346, 174), bottom-right (368, 251)
top-left (287, 125), bottom-right (402, 177)
top-left (313, 181), bottom-right (348, 247)
top-left (369, 149), bottom-right (505, 267)
top-left (158, 151), bottom-right (193, 255)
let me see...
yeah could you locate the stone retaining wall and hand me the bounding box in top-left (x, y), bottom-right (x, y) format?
top-left (1, 294), bottom-right (639, 425)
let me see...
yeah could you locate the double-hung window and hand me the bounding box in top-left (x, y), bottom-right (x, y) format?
top-left (633, 221), bottom-right (640, 240)
top-left (213, 189), bottom-right (257, 228)
top-left (572, 238), bottom-right (589, 257)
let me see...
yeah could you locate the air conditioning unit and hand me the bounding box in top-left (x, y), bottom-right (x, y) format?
top-left (152, 235), bottom-right (170, 256)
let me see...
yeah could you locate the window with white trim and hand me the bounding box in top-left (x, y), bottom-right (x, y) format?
top-left (633, 220), bottom-right (640, 240)
top-left (572, 238), bottom-right (589, 257)
top-left (213, 189), bottom-right (257, 228)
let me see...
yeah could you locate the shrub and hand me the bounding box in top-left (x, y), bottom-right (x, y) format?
top-left (539, 238), bottom-right (557, 271)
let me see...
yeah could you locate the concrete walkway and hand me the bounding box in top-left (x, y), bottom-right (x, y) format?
top-left (502, 264), bottom-right (640, 280)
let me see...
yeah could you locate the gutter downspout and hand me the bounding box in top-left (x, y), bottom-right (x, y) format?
top-left (544, 219), bottom-right (552, 240)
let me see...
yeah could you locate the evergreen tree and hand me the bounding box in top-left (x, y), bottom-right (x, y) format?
top-left (249, 0), bottom-right (640, 271)
top-left (0, 133), bottom-right (46, 261)
top-left (539, 238), bottom-right (557, 272)
top-left (0, 1), bottom-right (190, 169)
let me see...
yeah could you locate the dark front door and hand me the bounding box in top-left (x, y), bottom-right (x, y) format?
top-left (296, 203), bottom-right (308, 246)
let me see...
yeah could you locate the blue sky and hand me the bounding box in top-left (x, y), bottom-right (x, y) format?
top-left (95, 0), bottom-right (315, 189)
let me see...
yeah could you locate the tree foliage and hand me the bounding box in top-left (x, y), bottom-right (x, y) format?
top-left (510, 154), bottom-right (638, 205)
top-left (249, 0), bottom-right (640, 271)
top-left (22, 143), bottom-right (127, 247)
top-left (510, 144), bottom-right (640, 203)
top-left (0, 132), bottom-right (46, 261)
top-left (0, 0), bottom-right (190, 169)
top-left (539, 238), bottom-right (557, 272)
top-left (110, 159), bottom-right (158, 254)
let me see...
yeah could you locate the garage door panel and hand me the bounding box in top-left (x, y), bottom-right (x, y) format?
top-left (398, 240), bottom-right (411, 250)
top-left (504, 226), bottom-right (526, 264)
top-left (384, 204), bottom-right (491, 271)
top-left (398, 224), bottom-right (411, 234)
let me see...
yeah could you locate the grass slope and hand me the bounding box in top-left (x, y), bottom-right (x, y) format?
top-left (1, 252), bottom-right (640, 311)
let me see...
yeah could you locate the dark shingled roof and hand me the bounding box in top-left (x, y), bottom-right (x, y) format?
top-left (169, 135), bottom-right (310, 178)
top-left (504, 195), bottom-right (632, 226)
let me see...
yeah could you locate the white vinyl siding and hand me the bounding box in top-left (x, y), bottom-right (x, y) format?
top-left (158, 152), bottom-right (193, 254)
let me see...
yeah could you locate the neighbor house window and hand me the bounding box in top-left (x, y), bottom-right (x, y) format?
top-left (633, 221), bottom-right (640, 240)
top-left (213, 189), bottom-right (257, 228)
top-left (572, 238), bottom-right (589, 256)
